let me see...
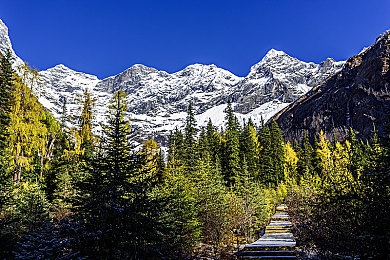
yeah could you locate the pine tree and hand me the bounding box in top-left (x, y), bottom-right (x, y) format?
top-left (167, 127), bottom-right (185, 166)
top-left (0, 50), bottom-right (15, 259)
top-left (347, 128), bottom-right (367, 179)
top-left (160, 156), bottom-right (201, 256)
top-left (192, 153), bottom-right (230, 249)
top-left (221, 102), bottom-right (241, 185)
top-left (78, 90), bottom-right (167, 258)
top-left (0, 50), bottom-right (14, 190)
top-left (270, 121), bottom-right (285, 185)
top-left (76, 90), bottom-right (133, 257)
top-left (240, 119), bottom-right (260, 180)
top-left (197, 127), bottom-right (209, 160)
top-left (205, 118), bottom-right (220, 163)
top-left (232, 157), bottom-right (266, 242)
top-left (258, 124), bottom-right (273, 185)
top-left (296, 131), bottom-right (315, 180)
top-left (184, 104), bottom-right (198, 172)
top-left (0, 50), bottom-right (14, 156)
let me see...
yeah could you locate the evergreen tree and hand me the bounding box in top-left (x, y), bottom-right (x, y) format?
top-left (0, 50), bottom-right (13, 156)
top-left (232, 157), bottom-right (266, 242)
top-left (77, 90), bottom-right (134, 258)
top-left (221, 102), bottom-right (241, 185)
top-left (0, 50), bottom-right (13, 190)
top-left (240, 119), bottom-right (259, 180)
top-left (0, 50), bottom-right (15, 259)
top-left (192, 153), bottom-right (230, 249)
top-left (296, 131), bottom-right (315, 180)
top-left (270, 121), bottom-right (285, 185)
top-left (78, 90), bottom-right (167, 258)
top-left (184, 104), bottom-right (198, 171)
top-left (205, 118), bottom-right (220, 163)
top-left (258, 124), bottom-right (273, 185)
top-left (197, 127), bottom-right (209, 160)
top-left (167, 127), bottom-right (185, 166)
top-left (347, 128), bottom-right (368, 179)
top-left (160, 157), bottom-right (201, 256)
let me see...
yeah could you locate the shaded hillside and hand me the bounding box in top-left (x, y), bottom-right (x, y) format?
top-left (272, 30), bottom-right (390, 143)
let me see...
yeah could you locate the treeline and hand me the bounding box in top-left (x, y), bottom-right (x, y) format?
top-left (2, 50), bottom-right (388, 259)
top-left (286, 129), bottom-right (390, 258)
top-left (0, 52), bottom-right (288, 259)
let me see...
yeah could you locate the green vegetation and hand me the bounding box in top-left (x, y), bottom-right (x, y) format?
top-left (0, 53), bottom-right (388, 259)
top-left (286, 129), bottom-right (390, 258)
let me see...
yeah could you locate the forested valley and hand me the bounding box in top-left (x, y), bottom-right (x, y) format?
top-left (0, 51), bottom-right (389, 259)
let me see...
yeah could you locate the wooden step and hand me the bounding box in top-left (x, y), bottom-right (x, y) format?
top-left (265, 229), bottom-right (291, 234)
top-left (239, 250), bottom-right (296, 256)
top-left (267, 221), bottom-right (292, 227)
top-left (266, 225), bottom-right (291, 229)
top-left (240, 256), bottom-right (296, 259)
top-left (244, 244), bottom-right (296, 251)
top-left (238, 204), bottom-right (296, 260)
top-left (276, 205), bottom-right (288, 211)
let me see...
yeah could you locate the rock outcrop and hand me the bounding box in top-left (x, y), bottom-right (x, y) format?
top-left (272, 31), bottom-right (390, 143)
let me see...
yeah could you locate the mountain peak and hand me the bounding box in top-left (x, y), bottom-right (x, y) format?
top-left (129, 63), bottom-right (153, 70)
top-left (262, 49), bottom-right (289, 61)
top-left (52, 64), bottom-right (72, 70)
top-left (125, 63), bottom-right (158, 74)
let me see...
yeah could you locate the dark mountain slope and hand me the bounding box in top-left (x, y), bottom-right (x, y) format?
top-left (272, 30), bottom-right (390, 143)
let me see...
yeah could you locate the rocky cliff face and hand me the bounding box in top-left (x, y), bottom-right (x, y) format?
top-left (272, 31), bottom-right (390, 143)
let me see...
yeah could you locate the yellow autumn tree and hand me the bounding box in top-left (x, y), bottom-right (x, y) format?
top-left (8, 73), bottom-right (49, 183)
top-left (284, 141), bottom-right (298, 186)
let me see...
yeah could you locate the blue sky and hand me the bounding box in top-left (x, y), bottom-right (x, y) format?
top-left (1, 0), bottom-right (389, 79)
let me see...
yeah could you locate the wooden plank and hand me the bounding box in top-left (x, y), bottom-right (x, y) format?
top-left (238, 204), bottom-right (296, 259)
top-left (239, 250), bottom-right (296, 256)
top-left (240, 256), bottom-right (296, 259)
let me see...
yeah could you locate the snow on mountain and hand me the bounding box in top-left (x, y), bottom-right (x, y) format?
top-left (95, 63), bottom-right (242, 116)
top-left (0, 19), bottom-right (24, 69)
top-left (227, 49), bottom-right (344, 113)
top-left (38, 64), bottom-right (104, 125)
top-left (0, 18), bottom-right (345, 148)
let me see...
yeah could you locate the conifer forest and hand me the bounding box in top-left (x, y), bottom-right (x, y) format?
top-left (0, 52), bottom-right (389, 259)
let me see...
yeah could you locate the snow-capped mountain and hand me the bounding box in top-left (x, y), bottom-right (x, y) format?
top-left (38, 64), bottom-right (101, 118)
top-left (0, 18), bottom-right (344, 147)
top-left (95, 63), bottom-right (242, 116)
top-left (227, 49), bottom-right (344, 113)
top-left (0, 19), bottom-right (23, 69)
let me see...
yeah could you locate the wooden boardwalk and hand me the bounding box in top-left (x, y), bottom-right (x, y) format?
top-left (237, 204), bottom-right (296, 259)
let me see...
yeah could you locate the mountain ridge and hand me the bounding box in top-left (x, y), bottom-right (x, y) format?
top-left (0, 17), bottom-right (345, 147)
